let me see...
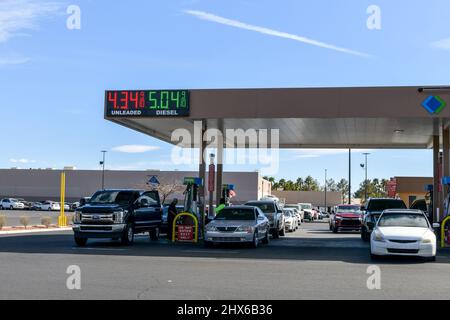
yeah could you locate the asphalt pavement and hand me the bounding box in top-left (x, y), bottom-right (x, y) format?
top-left (0, 221), bottom-right (449, 300)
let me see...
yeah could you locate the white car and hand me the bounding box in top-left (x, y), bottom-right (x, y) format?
top-left (370, 209), bottom-right (437, 261)
top-left (39, 201), bottom-right (61, 211)
top-left (0, 198), bottom-right (25, 210)
top-left (283, 209), bottom-right (297, 232)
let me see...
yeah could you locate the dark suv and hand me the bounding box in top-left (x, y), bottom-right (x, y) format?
top-left (361, 198), bottom-right (407, 241)
top-left (72, 189), bottom-right (162, 246)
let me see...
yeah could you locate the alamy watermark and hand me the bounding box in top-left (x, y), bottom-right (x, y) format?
top-left (367, 5), bottom-right (381, 30)
top-left (67, 5), bottom-right (81, 30)
top-left (66, 265), bottom-right (81, 290)
top-left (171, 121), bottom-right (280, 175)
top-left (366, 265), bottom-right (381, 290)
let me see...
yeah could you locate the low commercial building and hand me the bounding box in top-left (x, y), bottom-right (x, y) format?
top-left (389, 176), bottom-right (433, 207)
top-left (0, 169), bottom-right (271, 204)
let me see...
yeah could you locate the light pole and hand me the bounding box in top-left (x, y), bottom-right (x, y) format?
top-left (100, 150), bottom-right (107, 190)
top-left (324, 169), bottom-right (327, 212)
top-left (361, 153), bottom-right (370, 202)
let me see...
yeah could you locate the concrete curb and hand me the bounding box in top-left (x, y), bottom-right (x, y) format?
top-left (0, 227), bottom-right (72, 235)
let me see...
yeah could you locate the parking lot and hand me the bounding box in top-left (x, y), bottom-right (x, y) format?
top-left (1, 220), bottom-right (449, 300)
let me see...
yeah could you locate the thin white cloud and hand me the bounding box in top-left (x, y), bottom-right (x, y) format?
top-left (0, 0), bottom-right (62, 43)
top-left (292, 149), bottom-right (372, 159)
top-left (111, 145), bottom-right (161, 153)
top-left (432, 37), bottom-right (450, 51)
top-left (10, 158), bottom-right (36, 164)
top-left (0, 57), bottom-right (30, 66)
top-left (184, 9), bottom-right (372, 58)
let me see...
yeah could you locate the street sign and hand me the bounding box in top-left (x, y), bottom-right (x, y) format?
top-left (147, 175), bottom-right (160, 186)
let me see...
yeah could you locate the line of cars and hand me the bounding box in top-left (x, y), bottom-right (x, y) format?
top-left (329, 198), bottom-right (438, 261)
top-left (71, 190), bottom-right (315, 248)
top-left (0, 197), bottom-right (86, 212)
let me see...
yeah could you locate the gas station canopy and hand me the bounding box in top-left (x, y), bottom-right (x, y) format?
top-left (105, 86), bottom-right (450, 149)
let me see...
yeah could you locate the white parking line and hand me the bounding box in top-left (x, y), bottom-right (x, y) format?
top-left (71, 247), bottom-right (127, 251)
top-left (183, 250), bottom-right (241, 254)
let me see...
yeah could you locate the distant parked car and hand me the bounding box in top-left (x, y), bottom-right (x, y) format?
top-left (0, 198), bottom-right (25, 210)
top-left (283, 209), bottom-right (297, 232)
top-left (31, 201), bottom-right (44, 210)
top-left (299, 203), bottom-right (315, 222)
top-left (39, 201), bottom-right (61, 211)
top-left (16, 198), bottom-right (32, 210)
top-left (284, 204), bottom-right (305, 222)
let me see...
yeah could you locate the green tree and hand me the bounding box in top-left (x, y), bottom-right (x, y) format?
top-left (337, 179), bottom-right (350, 203)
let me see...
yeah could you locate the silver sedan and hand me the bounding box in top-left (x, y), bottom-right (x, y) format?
top-left (205, 206), bottom-right (270, 248)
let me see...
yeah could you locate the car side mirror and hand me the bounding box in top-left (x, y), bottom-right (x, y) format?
top-left (367, 222), bottom-right (375, 229)
top-left (278, 210), bottom-right (283, 214)
top-left (258, 216), bottom-right (265, 220)
top-left (432, 223), bottom-right (440, 229)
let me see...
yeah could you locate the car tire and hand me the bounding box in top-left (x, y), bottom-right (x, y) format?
top-left (121, 223), bottom-right (134, 246)
top-left (279, 226), bottom-right (285, 237)
top-left (251, 232), bottom-right (259, 248)
top-left (149, 227), bottom-right (160, 241)
top-left (74, 236), bottom-right (88, 247)
top-left (272, 228), bottom-right (280, 239)
top-left (426, 256), bottom-right (436, 262)
top-left (333, 226), bottom-right (338, 233)
top-left (361, 227), bottom-right (370, 242)
top-left (204, 241), bottom-right (214, 248)
top-left (370, 253), bottom-right (379, 261)
top-left (262, 231), bottom-right (270, 245)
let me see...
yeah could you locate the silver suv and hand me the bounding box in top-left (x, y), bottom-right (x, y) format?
top-left (245, 200), bottom-right (285, 239)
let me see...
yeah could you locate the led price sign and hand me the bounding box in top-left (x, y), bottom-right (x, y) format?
top-left (105, 90), bottom-right (190, 117)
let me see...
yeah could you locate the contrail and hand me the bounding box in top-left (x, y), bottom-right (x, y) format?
top-left (184, 10), bottom-right (372, 58)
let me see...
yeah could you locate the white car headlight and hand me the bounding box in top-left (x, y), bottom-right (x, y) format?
top-left (422, 232), bottom-right (436, 244)
top-left (236, 226), bottom-right (254, 233)
top-left (373, 229), bottom-right (385, 242)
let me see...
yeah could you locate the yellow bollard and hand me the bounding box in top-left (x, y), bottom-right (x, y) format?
top-left (58, 172), bottom-right (67, 227)
top-left (440, 216), bottom-right (450, 248)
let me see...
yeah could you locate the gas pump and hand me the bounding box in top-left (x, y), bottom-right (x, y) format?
top-left (171, 177), bottom-right (204, 243)
top-left (183, 177), bottom-right (203, 215)
top-left (441, 177), bottom-right (450, 246)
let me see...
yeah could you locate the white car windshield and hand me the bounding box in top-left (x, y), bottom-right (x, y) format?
top-left (301, 204), bottom-right (312, 210)
top-left (378, 213), bottom-right (429, 228)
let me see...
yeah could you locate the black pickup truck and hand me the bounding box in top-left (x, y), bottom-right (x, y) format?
top-left (72, 189), bottom-right (162, 246)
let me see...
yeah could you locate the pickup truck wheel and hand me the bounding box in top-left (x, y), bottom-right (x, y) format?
top-left (121, 223), bottom-right (134, 246)
top-left (149, 227), bottom-right (160, 241)
top-left (279, 226), bottom-right (285, 237)
top-left (74, 236), bottom-right (87, 247)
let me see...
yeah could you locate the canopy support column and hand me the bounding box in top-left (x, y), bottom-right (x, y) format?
top-left (433, 135), bottom-right (440, 224)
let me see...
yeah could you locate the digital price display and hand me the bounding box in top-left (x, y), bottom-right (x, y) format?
top-left (105, 90), bottom-right (190, 117)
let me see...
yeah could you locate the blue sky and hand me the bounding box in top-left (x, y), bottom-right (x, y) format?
top-left (0, 0), bottom-right (449, 188)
